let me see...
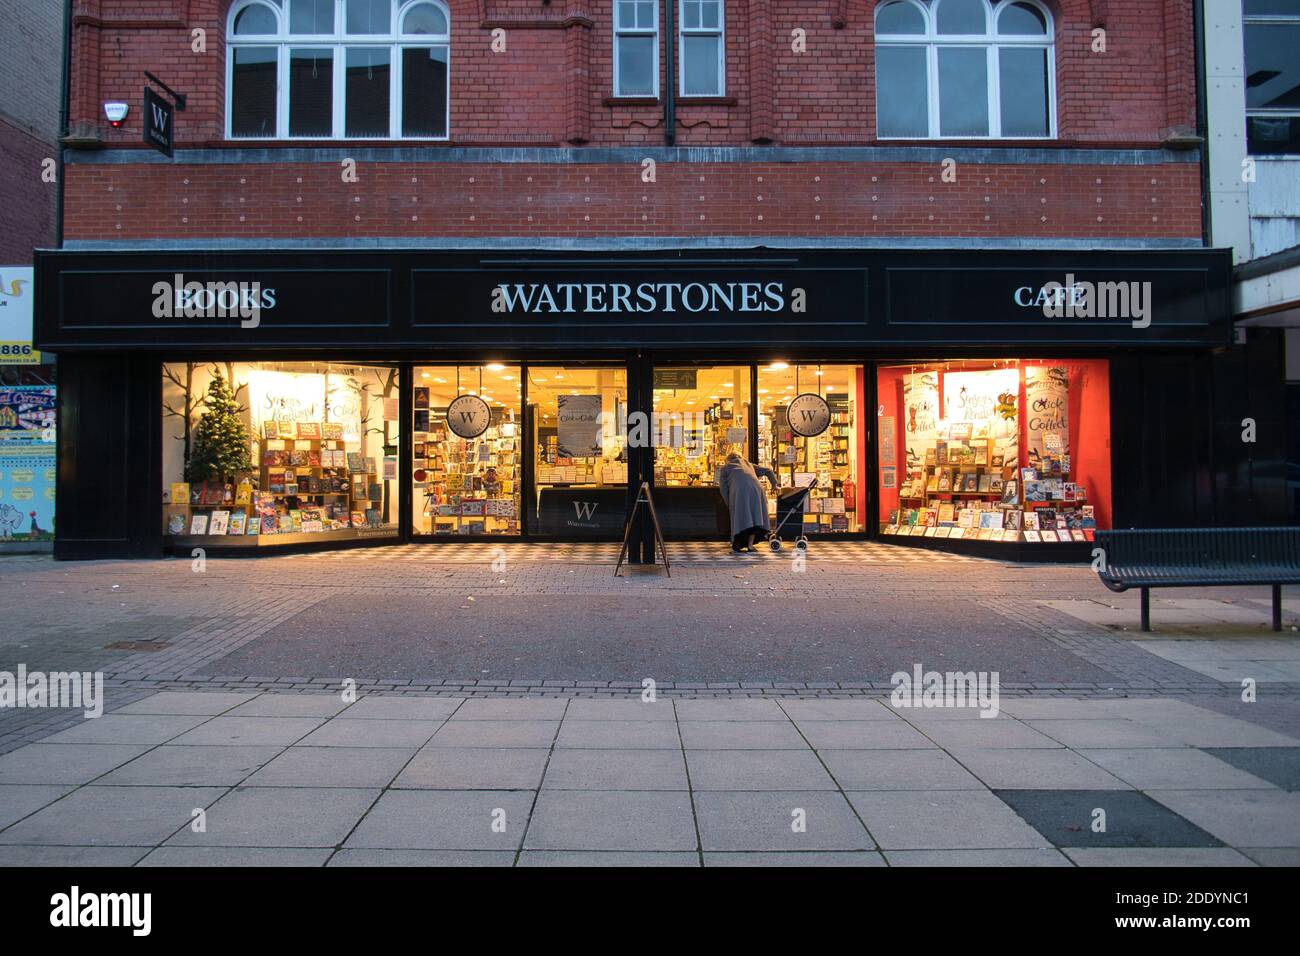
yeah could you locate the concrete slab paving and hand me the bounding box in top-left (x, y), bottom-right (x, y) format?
top-left (518, 850), bottom-right (699, 867)
top-left (679, 720), bottom-right (809, 750)
top-left (1078, 748), bottom-right (1278, 791)
top-left (0, 785), bottom-right (76, 829)
top-left (951, 748), bottom-right (1132, 790)
top-left (296, 718), bottom-right (443, 748)
top-left (96, 745), bottom-right (284, 787)
top-left (395, 747), bottom-right (550, 790)
top-left (166, 786), bottom-right (380, 848)
top-left (327, 849), bottom-right (515, 866)
top-left (685, 749), bottom-right (838, 791)
top-left (704, 851), bottom-right (886, 867)
top-left (1022, 718), bottom-right (1186, 749)
top-left (226, 694), bottom-right (353, 718)
top-left (138, 846), bottom-right (333, 867)
top-left (796, 719), bottom-right (936, 750)
top-left (344, 790), bottom-right (535, 850)
top-left (337, 696), bottom-right (462, 721)
top-left (245, 747), bottom-right (416, 788)
top-left (0, 845), bottom-right (152, 867)
top-left (0, 743), bottom-right (152, 785)
top-left (41, 714), bottom-right (211, 746)
top-left (542, 749), bottom-right (688, 791)
top-left (694, 791), bottom-right (873, 851)
top-left (0, 785), bottom-right (226, 846)
top-left (425, 720), bottom-right (560, 748)
top-left (884, 849), bottom-right (1073, 867)
top-left (1147, 789), bottom-right (1300, 847)
top-left (113, 692), bottom-right (257, 716)
top-left (819, 749), bottom-right (986, 791)
top-left (555, 719), bottom-right (681, 750)
top-left (846, 790), bottom-right (1051, 850)
top-left (168, 716), bottom-right (324, 747)
top-left (1063, 847), bottom-right (1257, 867)
top-left (1202, 747), bottom-right (1300, 791)
top-left (523, 791), bottom-right (696, 851)
top-left (563, 699), bottom-right (676, 721)
top-left (996, 790), bottom-right (1224, 848)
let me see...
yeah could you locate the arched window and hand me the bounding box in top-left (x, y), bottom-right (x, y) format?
top-left (875, 0), bottom-right (1055, 139)
top-left (226, 0), bottom-right (450, 140)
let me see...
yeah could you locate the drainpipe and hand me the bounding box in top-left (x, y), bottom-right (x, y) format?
top-left (1194, 0), bottom-right (1211, 247)
top-left (56, 0), bottom-right (72, 249)
top-left (664, 0), bottom-right (675, 146)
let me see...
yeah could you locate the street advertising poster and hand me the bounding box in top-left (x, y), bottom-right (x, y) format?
top-left (0, 266), bottom-right (38, 364)
top-left (902, 371), bottom-right (939, 470)
top-left (0, 386), bottom-right (56, 444)
top-left (556, 394), bottom-right (603, 458)
top-left (0, 444), bottom-right (56, 541)
top-left (1025, 365), bottom-right (1069, 462)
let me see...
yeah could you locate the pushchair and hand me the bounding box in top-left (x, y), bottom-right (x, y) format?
top-left (767, 479), bottom-right (817, 552)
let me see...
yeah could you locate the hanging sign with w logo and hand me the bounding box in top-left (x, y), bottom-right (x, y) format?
top-left (143, 87), bottom-right (174, 158)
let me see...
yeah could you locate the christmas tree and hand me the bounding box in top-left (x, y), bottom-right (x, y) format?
top-left (186, 370), bottom-right (251, 482)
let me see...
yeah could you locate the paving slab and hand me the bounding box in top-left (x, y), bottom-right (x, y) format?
top-left (819, 749), bottom-right (986, 791)
top-left (166, 786), bottom-right (379, 848)
top-left (777, 699), bottom-right (900, 721)
top-left (244, 747), bottom-right (415, 788)
top-left (451, 698), bottom-right (569, 721)
top-left (1202, 747), bottom-right (1300, 791)
top-left (563, 699), bottom-right (677, 721)
top-left (336, 696), bottom-right (462, 721)
top-left (952, 748), bottom-right (1132, 790)
top-left (523, 791), bottom-right (696, 851)
top-left (541, 749), bottom-right (688, 791)
top-left (327, 849), bottom-right (515, 866)
top-left (0, 785), bottom-right (226, 846)
top-left (0, 743), bottom-right (153, 785)
top-left (996, 789), bottom-right (1224, 849)
top-left (797, 720), bottom-right (936, 750)
top-left (394, 747), bottom-right (549, 790)
top-left (1063, 847), bottom-right (1257, 867)
top-left (884, 849), bottom-right (1073, 867)
top-left (226, 694), bottom-right (354, 718)
top-left (1141, 716), bottom-right (1300, 748)
top-left (168, 716), bottom-right (324, 747)
top-left (113, 692), bottom-right (258, 716)
top-left (1024, 718), bottom-right (1186, 749)
top-left (685, 749), bottom-right (838, 791)
top-left (555, 720), bottom-right (681, 750)
top-left (0, 785), bottom-right (76, 829)
top-left (1077, 748), bottom-right (1277, 791)
top-left (1147, 789), bottom-right (1300, 847)
top-left (913, 719), bottom-right (1063, 750)
top-left (297, 718), bottom-right (442, 749)
top-left (1238, 847), bottom-right (1300, 866)
top-left (0, 845), bottom-right (152, 867)
top-left (846, 790), bottom-right (1051, 850)
top-left (679, 720), bottom-right (809, 750)
top-left (97, 745), bottom-right (284, 787)
top-left (676, 699), bottom-right (788, 721)
top-left (694, 791), bottom-right (872, 851)
top-left (40, 714), bottom-right (210, 746)
top-left (518, 850), bottom-right (699, 867)
top-left (425, 720), bottom-right (560, 749)
top-left (138, 846), bottom-right (332, 867)
top-left (345, 790), bottom-right (535, 850)
top-left (704, 851), bottom-right (886, 867)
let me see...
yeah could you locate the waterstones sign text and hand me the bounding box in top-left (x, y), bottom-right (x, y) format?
top-left (151, 274), bottom-right (276, 328)
top-left (492, 281), bottom-right (805, 314)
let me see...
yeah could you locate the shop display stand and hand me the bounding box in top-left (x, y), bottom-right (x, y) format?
top-left (418, 418), bottom-right (520, 535)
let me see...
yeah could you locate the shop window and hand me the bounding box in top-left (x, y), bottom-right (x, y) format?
top-left (874, 0), bottom-right (1055, 139)
top-left (413, 365), bottom-right (521, 536)
top-left (161, 362), bottom-right (401, 543)
top-left (876, 359), bottom-right (1112, 544)
top-left (1244, 1), bottom-right (1300, 155)
top-left (529, 366), bottom-right (629, 536)
top-left (757, 364), bottom-right (864, 534)
top-left (652, 366), bottom-right (750, 486)
top-left (227, 0), bottom-right (450, 141)
top-left (615, 0), bottom-right (659, 97)
top-left (680, 0), bottom-right (724, 97)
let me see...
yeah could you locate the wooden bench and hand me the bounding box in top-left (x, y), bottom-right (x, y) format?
top-left (1094, 528), bottom-right (1300, 632)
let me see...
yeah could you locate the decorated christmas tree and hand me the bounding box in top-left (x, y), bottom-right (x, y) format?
top-left (186, 370), bottom-right (251, 482)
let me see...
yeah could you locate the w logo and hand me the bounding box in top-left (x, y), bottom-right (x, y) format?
top-left (573, 501), bottom-right (598, 520)
top-left (151, 102), bottom-right (169, 132)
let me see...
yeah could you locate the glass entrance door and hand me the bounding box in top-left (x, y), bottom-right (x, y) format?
top-left (527, 365), bottom-right (629, 538)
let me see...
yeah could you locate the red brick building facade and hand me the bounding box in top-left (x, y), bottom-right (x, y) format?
top-left (62, 0), bottom-right (1203, 245)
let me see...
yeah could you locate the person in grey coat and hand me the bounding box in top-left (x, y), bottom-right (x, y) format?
top-left (715, 452), bottom-right (779, 552)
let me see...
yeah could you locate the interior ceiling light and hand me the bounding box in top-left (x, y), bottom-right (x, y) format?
top-left (768, 362), bottom-right (789, 371)
top-left (486, 363), bottom-right (506, 372)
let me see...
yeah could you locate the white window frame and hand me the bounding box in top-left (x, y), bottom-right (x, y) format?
top-left (678, 0), bottom-right (725, 98)
top-left (1243, 4), bottom-right (1300, 157)
top-left (225, 0), bottom-right (451, 141)
top-left (613, 0), bottom-right (660, 98)
top-left (875, 0), bottom-right (1056, 140)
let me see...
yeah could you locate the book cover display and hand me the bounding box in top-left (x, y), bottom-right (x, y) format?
top-left (883, 363), bottom-right (1098, 543)
top-left (162, 363), bottom-right (398, 540)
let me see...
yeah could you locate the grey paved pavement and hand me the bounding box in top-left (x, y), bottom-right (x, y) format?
top-left (0, 692), bottom-right (1296, 867)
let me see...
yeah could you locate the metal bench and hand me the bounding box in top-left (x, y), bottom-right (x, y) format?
top-left (1094, 528), bottom-right (1300, 632)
